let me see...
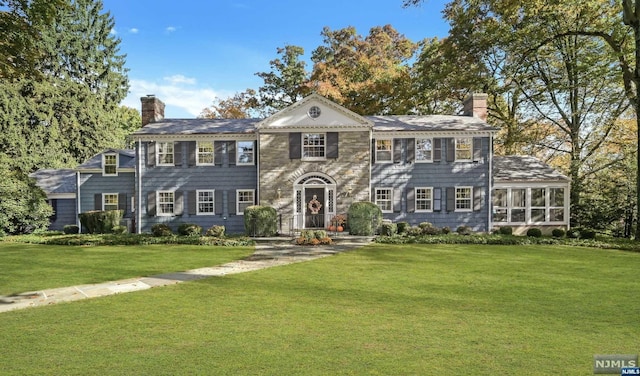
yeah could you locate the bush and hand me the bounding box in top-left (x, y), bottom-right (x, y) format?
top-left (456, 225), bottom-right (472, 235)
top-left (581, 228), bottom-right (597, 239)
top-left (63, 225), bottom-right (79, 234)
top-left (244, 206), bottom-right (277, 236)
top-left (205, 225), bottom-right (225, 237)
top-left (296, 229), bottom-right (332, 245)
top-left (499, 226), bottom-right (513, 236)
top-left (178, 223), bottom-right (202, 236)
top-left (111, 225), bottom-right (128, 234)
top-left (566, 228), bottom-right (581, 239)
top-left (441, 226), bottom-right (451, 235)
top-left (347, 202), bottom-right (382, 236)
top-left (151, 223), bottom-right (173, 237)
top-left (396, 221), bottom-right (409, 234)
top-left (78, 210), bottom-right (124, 234)
top-left (407, 226), bottom-right (423, 236)
top-left (420, 222), bottom-right (441, 236)
top-left (552, 228), bottom-right (565, 238)
top-left (380, 222), bottom-right (397, 236)
top-left (526, 228), bottom-right (542, 237)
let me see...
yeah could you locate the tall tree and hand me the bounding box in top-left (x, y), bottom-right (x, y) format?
top-left (200, 89), bottom-right (259, 119)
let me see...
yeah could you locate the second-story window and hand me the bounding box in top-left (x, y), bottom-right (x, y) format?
top-left (455, 138), bottom-right (472, 161)
top-left (237, 141), bottom-right (254, 165)
top-left (302, 133), bottom-right (325, 159)
top-left (197, 141), bottom-right (214, 165)
top-left (157, 142), bottom-right (174, 166)
top-left (376, 139), bottom-right (392, 162)
top-left (103, 154), bottom-right (118, 176)
top-left (415, 139), bottom-right (433, 162)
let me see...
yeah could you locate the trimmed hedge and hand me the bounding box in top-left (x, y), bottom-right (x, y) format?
top-left (205, 225), bottom-right (225, 237)
top-left (552, 228), bottom-right (565, 238)
top-left (347, 202), bottom-right (382, 236)
top-left (380, 222), bottom-right (397, 236)
top-left (178, 223), bottom-right (202, 236)
top-left (244, 206), bottom-right (277, 237)
top-left (498, 226), bottom-right (513, 236)
top-left (78, 210), bottom-right (123, 234)
top-left (526, 228), bottom-right (542, 238)
top-left (63, 225), bottom-right (79, 234)
top-left (151, 223), bottom-right (173, 237)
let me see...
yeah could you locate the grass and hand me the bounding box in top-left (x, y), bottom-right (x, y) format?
top-left (1, 243), bottom-right (639, 375)
top-left (0, 243), bottom-right (253, 295)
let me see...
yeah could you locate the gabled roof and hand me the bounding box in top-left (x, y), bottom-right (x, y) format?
top-left (369, 115), bottom-right (499, 133)
top-left (76, 149), bottom-right (136, 170)
top-left (130, 118), bottom-right (259, 137)
top-left (493, 155), bottom-right (570, 182)
top-left (29, 169), bottom-right (76, 194)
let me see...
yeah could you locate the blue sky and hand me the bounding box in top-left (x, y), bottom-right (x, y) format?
top-left (102, 0), bottom-right (450, 118)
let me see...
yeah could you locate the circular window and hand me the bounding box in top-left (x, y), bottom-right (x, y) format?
top-left (308, 106), bottom-right (321, 119)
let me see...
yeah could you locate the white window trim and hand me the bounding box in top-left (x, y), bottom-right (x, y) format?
top-left (375, 139), bottom-right (393, 164)
top-left (492, 188), bottom-right (508, 223)
top-left (509, 188), bottom-right (527, 223)
top-left (455, 186), bottom-right (473, 212)
top-left (529, 188), bottom-right (547, 224)
top-left (415, 138), bottom-right (433, 163)
top-left (196, 189), bottom-right (215, 215)
top-left (375, 187), bottom-right (393, 213)
top-left (236, 140), bottom-right (255, 165)
top-left (415, 187), bottom-right (433, 212)
top-left (102, 193), bottom-right (119, 211)
top-left (301, 133), bottom-right (326, 161)
top-left (455, 137), bottom-right (472, 162)
top-left (157, 142), bottom-right (175, 166)
top-left (196, 141), bottom-right (215, 166)
top-left (492, 186), bottom-right (568, 225)
top-left (102, 153), bottom-right (118, 176)
top-left (236, 189), bottom-right (255, 215)
top-left (157, 190), bottom-right (175, 216)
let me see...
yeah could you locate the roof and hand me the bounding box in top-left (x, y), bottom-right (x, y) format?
top-left (369, 115), bottom-right (498, 133)
top-left (76, 149), bottom-right (136, 170)
top-left (29, 169), bottom-right (76, 194)
top-left (130, 118), bottom-right (260, 136)
top-left (493, 155), bottom-right (570, 182)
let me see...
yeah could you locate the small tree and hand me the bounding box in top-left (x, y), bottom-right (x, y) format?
top-left (244, 206), bottom-right (278, 236)
top-left (347, 202), bottom-right (382, 236)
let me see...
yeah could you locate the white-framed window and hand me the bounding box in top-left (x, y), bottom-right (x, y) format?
top-left (197, 141), bottom-right (215, 165)
top-left (549, 187), bottom-right (565, 222)
top-left (530, 188), bottom-right (546, 222)
top-left (510, 188), bottom-right (526, 222)
top-left (415, 138), bottom-right (433, 162)
top-left (103, 193), bottom-right (118, 211)
top-left (197, 190), bottom-right (215, 215)
top-left (236, 189), bottom-right (255, 215)
top-left (302, 133), bottom-right (325, 159)
top-left (492, 188), bottom-right (508, 222)
top-left (455, 138), bottom-right (472, 161)
top-left (157, 142), bottom-right (174, 166)
top-left (455, 187), bottom-right (472, 211)
top-left (375, 188), bottom-right (393, 213)
top-left (102, 154), bottom-right (118, 176)
top-left (376, 139), bottom-right (392, 163)
top-left (415, 187), bottom-right (433, 212)
top-left (157, 191), bottom-right (175, 216)
top-left (237, 141), bottom-right (255, 165)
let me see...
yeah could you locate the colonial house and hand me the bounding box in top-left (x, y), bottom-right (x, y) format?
top-left (33, 93), bottom-right (570, 235)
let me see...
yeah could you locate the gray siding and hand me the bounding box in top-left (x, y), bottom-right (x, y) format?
top-left (78, 172), bottom-right (136, 218)
top-left (139, 141), bottom-right (257, 234)
top-left (371, 137), bottom-right (491, 231)
top-left (48, 198), bottom-right (77, 231)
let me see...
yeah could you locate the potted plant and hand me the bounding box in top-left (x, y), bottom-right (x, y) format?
top-left (330, 214), bottom-right (347, 232)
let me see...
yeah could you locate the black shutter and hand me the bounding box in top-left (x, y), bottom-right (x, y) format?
top-left (393, 188), bottom-right (402, 213)
top-left (147, 192), bottom-right (156, 216)
top-left (254, 141), bottom-right (258, 165)
top-left (94, 194), bottom-right (101, 210)
top-left (175, 191), bottom-right (184, 215)
top-left (228, 141), bottom-right (236, 166)
top-left (147, 142), bottom-right (156, 167)
top-left (228, 190), bottom-right (236, 215)
top-left (446, 138), bottom-right (455, 162)
top-left (473, 138), bottom-right (482, 162)
top-left (474, 187), bottom-right (483, 211)
top-left (433, 138), bottom-right (442, 162)
top-left (406, 138), bottom-right (415, 163)
top-left (407, 188), bottom-right (415, 213)
top-left (289, 133), bottom-right (301, 159)
top-left (188, 191), bottom-right (197, 215)
top-left (215, 190), bottom-right (223, 215)
top-left (393, 139), bottom-right (402, 163)
top-left (446, 187), bottom-right (455, 212)
top-left (433, 188), bottom-right (442, 211)
top-left (371, 138), bottom-right (376, 164)
top-left (174, 142), bottom-right (182, 166)
top-left (118, 193), bottom-right (127, 212)
top-left (214, 141), bottom-right (224, 165)
top-left (188, 141), bottom-right (196, 166)
top-left (326, 132), bottom-right (339, 158)
top-left (50, 199), bottom-right (58, 222)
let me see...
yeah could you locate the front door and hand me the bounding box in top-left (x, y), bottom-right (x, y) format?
top-left (305, 188), bottom-right (325, 228)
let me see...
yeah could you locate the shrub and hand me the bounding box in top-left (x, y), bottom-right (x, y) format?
top-left (420, 222), bottom-right (441, 236)
top-left (566, 228), bottom-right (581, 239)
top-left (314, 230), bottom-right (328, 239)
top-left (347, 202), bottom-right (382, 236)
top-left (441, 226), bottom-right (451, 235)
top-left (380, 222), bottom-right (397, 236)
top-left (526, 228), bottom-right (542, 237)
top-left (296, 229), bottom-right (332, 245)
top-left (178, 223), bottom-right (202, 236)
top-left (456, 225), bottom-right (472, 235)
top-left (111, 225), bottom-right (128, 234)
top-left (581, 228), bottom-right (597, 239)
top-left (244, 206), bottom-right (277, 236)
top-left (205, 225), bottom-right (225, 237)
top-left (151, 223), bottom-right (173, 237)
top-left (407, 226), bottom-right (423, 236)
top-left (63, 225), bottom-right (79, 234)
top-left (499, 226), bottom-right (513, 236)
top-left (78, 210), bottom-right (123, 234)
top-left (396, 221), bottom-right (409, 234)
top-left (552, 228), bottom-right (565, 238)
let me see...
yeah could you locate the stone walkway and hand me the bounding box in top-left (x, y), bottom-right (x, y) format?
top-left (0, 238), bottom-right (371, 314)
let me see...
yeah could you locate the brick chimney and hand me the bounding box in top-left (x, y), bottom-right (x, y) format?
top-left (463, 93), bottom-right (488, 121)
top-left (141, 95), bottom-right (165, 126)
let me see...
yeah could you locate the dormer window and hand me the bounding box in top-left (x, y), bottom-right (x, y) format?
top-left (103, 153), bottom-right (118, 176)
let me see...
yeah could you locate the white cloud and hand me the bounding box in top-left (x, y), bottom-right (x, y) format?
top-left (165, 26), bottom-right (177, 33)
top-left (129, 28), bottom-right (139, 34)
top-left (123, 78), bottom-right (231, 117)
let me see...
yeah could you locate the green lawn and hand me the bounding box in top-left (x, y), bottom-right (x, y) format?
top-left (0, 243), bottom-right (253, 295)
top-left (1, 243), bottom-right (638, 375)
